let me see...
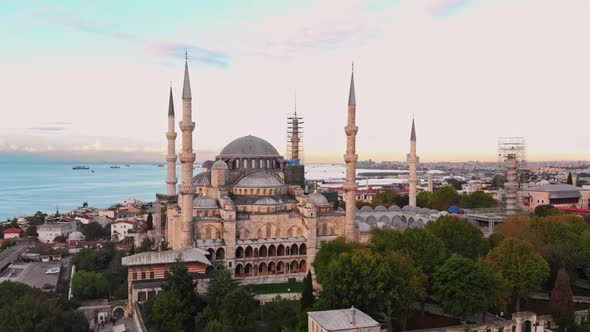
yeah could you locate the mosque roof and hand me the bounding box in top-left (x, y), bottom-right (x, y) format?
top-left (235, 172), bottom-right (283, 188)
top-left (212, 160), bottom-right (229, 170)
top-left (308, 192), bottom-right (329, 205)
top-left (201, 160), bottom-right (214, 169)
top-left (193, 196), bottom-right (218, 208)
top-left (68, 231), bottom-right (84, 241)
top-left (122, 247), bottom-right (211, 267)
top-left (192, 172), bottom-right (211, 186)
top-left (218, 135), bottom-right (280, 158)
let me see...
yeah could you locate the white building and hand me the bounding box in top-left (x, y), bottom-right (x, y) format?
top-left (37, 222), bottom-right (78, 243)
top-left (111, 220), bottom-right (135, 242)
top-left (308, 307), bottom-right (380, 332)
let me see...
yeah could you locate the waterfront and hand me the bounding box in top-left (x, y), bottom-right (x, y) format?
top-left (0, 157), bottom-right (409, 220)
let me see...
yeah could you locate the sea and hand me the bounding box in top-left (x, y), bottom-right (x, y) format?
top-left (0, 154), bottom-right (407, 220)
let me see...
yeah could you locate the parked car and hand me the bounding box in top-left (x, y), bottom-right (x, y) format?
top-left (45, 267), bottom-right (60, 274)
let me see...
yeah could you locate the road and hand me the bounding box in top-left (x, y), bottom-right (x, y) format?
top-left (0, 245), bottom-right (28, 271)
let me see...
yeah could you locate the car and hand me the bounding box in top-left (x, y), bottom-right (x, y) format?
top-left (45, 267), bottom-right (60, 274)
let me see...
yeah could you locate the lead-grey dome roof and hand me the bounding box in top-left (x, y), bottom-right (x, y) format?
top-left (201, 160), bottom-right (214, 169)
top-left (68, 231), bottom-right (84, 241)
top-left (193, 196), bottom-right (218, 208)
top-left (212, 160), bottom-right (229, 170)
top-left (308, 192), bottom-right (329, 205)
top-left (218, 135), bottom-right (280, 158)
top-left (236, 172), bottom-right (283, 188)
top-left (192, 172), bottom-right (211, 186)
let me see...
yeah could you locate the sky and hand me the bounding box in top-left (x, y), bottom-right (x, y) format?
top-left (0, 0), bottom-right (589, 163)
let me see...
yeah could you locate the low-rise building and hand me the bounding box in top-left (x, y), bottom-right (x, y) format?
top-left (121, 247), bottom-right (211, 311)
top-left (526, 184), bottom-right (590, 211)
top-left (37, 222), bottom-right (78, 243)
top-left (111, 220), bottom-right (135, 242)
top-left (3, 228), bottom-right (23, 239)
top-left (308, 307), bottom-right (380, 332)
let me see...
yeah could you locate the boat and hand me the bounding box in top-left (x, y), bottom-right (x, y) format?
top-left (156, 164), bottom-right (165, 168)
top-left (110, 165), bottom-right (121, 169)
top-left (124, 165), bottom-right (131, 167)
top-left (72, 166), bottom-right (90, 170)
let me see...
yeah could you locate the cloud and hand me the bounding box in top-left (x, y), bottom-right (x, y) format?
top-left (40, 121), bottom-right (72, 125)
top-left (37, 11), bottom-right (230, 67)
top-left (429, 0), bottom-right (473, 17)
top-left (29, 126), bottom-right (67, 131)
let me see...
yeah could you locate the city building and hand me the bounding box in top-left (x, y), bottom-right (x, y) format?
top-left (3, 227), bottom-right (23, 239)
top-left (37, 222), bottom-right (77, 243)
top-left (525, 184), bottom-right (590, 211)
top-left (307, 307), bottom-right (380, 332)
top-left (121, 247), bottom-right (210, 310)
top-left (111, 220), bottom-right (135, 242)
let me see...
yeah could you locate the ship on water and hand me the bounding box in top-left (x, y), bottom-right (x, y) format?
top-left (110, 165), bottom-right (121, 169)
top-left (72, 166), bottom-right (90, 170)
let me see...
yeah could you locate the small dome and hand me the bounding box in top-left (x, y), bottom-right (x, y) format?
top-left (374, 205), bottom-right (387, 212)
top-left (193, 196), bottom-right (218, 208)
top-left (388, 205), bottom-right (401, 211)
top-left (419, 208), bottom-right (431, 215)
top-left (212, 160), bottom-right (229, 170)
top-left (236, 172), bottom-right (283, 188)
top-left (308, 192), bottom-right (329, 205)
top-left (359, 205), bottom-right (373, 212)
top-left (254, 197), bottom-right (278, 205)
top-left (192, 172), bottom-right (211, 186)
top-left (201, 160), bottom-right (214, 170)
top-left (218, 135), bottom-right (280, 158)
top-left (429, 209), bottom-right (439, 215)
top-left (68, 231), bottom-right (84, 241)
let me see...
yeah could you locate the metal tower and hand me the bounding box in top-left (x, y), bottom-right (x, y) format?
top-left (498, 137), bottom-right (527, 216)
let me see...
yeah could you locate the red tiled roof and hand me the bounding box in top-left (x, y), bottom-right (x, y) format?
top-left (3, 228), bottom-right (22, 234)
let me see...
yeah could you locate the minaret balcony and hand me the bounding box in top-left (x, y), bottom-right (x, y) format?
top-left (179, 121), bottom-right (195, 131)
top-left (343, 183), bottom-right (358, 191)
top-left (166, 156), bottom-right (178, 163)
top-left (343, 154), bottom-right (358, 163)
top-left (179, 183), bottom-right (194, 195)
top-left (179, 152), bottom-right (196, 163)
top-left (166, 177), bottom-right (178, 185)
top-left (166, 132), bottom-right (177, 140)
top-left (344, 126), bottom-right (358, 136)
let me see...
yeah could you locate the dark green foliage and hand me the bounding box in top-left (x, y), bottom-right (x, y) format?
top-left (220, 287), bottom-right (257, 331)
top-left (433, 255), bottom-right (505, 319)
top-left (53, 235), bottom-right (67, 243)
top-left (136, 238), bottom-right (154, 253)
top-left (301, 271), bottom-right (315, 310)
top-left (459, 190), bottom-right (496, 208)
top-left (262, 297), bottom-right (300, 332)
top-left (146, 212), bottom-right (154, 231)
top-left (71, 243), bottom-right (127, 300)
top-left (534, 204), bottom-right (561, 217)
top-left (205, 268), bottom-right (238, 311)
top-left (416, 191), bottom-right (433, 208)
top-left (312, 237), bottom-right (363, 285)
top-left (447, 178), bottom-right (465, 191)
top-left (0, 281), bottom-right (89, 332)
top-left (488, 232), bottom-right (504, 249)
top-left (81, 222), bottom-right (109, 240)
top-left (430, 186), bottom-right (460, 211)
top-left (71, 271), bottom-right (109, 300)
top-left (425, 216), bottom-right (489, 259)
top-left (551, 268), bottom-right (574, 330)
top-left (150, 260), bottom-right (204, 332)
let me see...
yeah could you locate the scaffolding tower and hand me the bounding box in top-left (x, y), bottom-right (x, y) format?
top-left (497, 137), bottom-right (527, 216)
top-left (286, 112), bottom-right (304, 163)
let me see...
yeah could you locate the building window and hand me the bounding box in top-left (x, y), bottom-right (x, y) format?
top-left (141, 272), bottom-right (146, 280)
top-left (138, 292), bottom-right (147, 302)
top-left (150, 271), bottom-right (155, 279)
top-left (133, 272), bottom-right (137, 280)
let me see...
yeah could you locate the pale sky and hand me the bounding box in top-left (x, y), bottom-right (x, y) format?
top-left (1, 0), bottom-right (589, 163)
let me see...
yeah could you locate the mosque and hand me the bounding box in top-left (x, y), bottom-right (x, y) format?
top-left (152, 55), bottom-right (437, 284)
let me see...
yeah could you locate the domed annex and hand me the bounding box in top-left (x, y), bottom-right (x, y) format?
top-left (219, 135), bottom-right (280, 158)
top-left (236, 172), bottom-right (283, 188)
top-left (68, 231), bottom-right (85, 241)
top-left (193, 196), bottom-right (218, 208)
top-left (308, 192), bottom-right (329, 205)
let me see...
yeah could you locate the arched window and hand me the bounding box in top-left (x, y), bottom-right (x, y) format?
top-left (207, 248), bottom-right (215, 259)
top-left (235, 264), bottom-right (243, 276)
top-left (290, 260), bottom-right (299, 272)
top-left (277, 261), bottom-right (284, 274)
top-left (277, 244), bottom-right (285, 256)
top-left (245, 263), bottom-right (252, 276)
top-left (216, 248), bottom-right (225, 260)
top-left (269, 245), bottom-right (276, 257)
top-left (291, 244), bottom-right (299, 256)
top-left (268, 262), bottom-right (276, 274)
top-left (259, 262), bottom-right (267, 274)
top-left (259, 245), bottom-right (267, 257)
top-left (300, 260), bottom-right (307, 272)
top-left (299, 243), bottom-right (307, 255)
top-left (321, 223), bottom-right (328, 235)
top-left (245, 246), bottom-right (253, 258)
top-left (235, 247), bottom-right (244, 258)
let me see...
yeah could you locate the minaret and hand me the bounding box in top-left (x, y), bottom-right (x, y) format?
top-left (166, 86), bottom-right (178, 196)
top-left (409, 118), bottom-right (418, 207)
top-left (344, 65), bottom-right (358, 241)
top-left (290, 107), bottom-right (301, 162)
top-left (178, 52), bottom-right (196, 249)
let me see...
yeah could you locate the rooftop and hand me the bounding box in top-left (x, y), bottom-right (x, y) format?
top-left (121, 247), bottom-right (211, 267)
top-left (308, 307), bottom-right (380, 331)
top-left (218, 135), bottom-right (280, 158)
top-left (3, 228), bottom-right (22, 234)
top-left (529, 184), bottom-right (589, 192)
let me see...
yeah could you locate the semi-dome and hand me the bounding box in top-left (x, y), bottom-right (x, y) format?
top-left (212, 160), bottom-right (229, 170)
top-left (236, 172), bottom-right (283, 188)
top-left (254, 197), bottom-right (278, 205)
top-left (218, 135), bottom-right (280, 158)
top-left (308, 192), bottom-right (329, 205)
top-left (192, 172), bottom-right (211, 186)
top-left (193, 196), bottom-right (218, 208)
top-left (201, 160), bottom-right (214, 170)
top-left (68, 231), bottom-right (84, 241)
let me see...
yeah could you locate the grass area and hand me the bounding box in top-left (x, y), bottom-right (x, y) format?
top-left (252, 282), bottom-right (303, 294)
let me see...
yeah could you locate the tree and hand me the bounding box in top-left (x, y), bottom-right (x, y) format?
top-left (312, 237), bottom-right (363, 285)
top-left (416, 191), bottom-right (432, 208)
top-left (301, 271), bottom-right (315, 310)
top-left (534, 205), bottom-right (560, 217)
top-left (150, 259), bottom-right (203, 332)
top-left (263, 297), bottom-right (300, 332)
top-left (146, 212), bottom-right (154, 231)
top-left (136, 238), bottom-right (154, 253)
top-left (487, 238), bottom-right (549, 312)
top-left (551, 268), bottom-right (574, 330)
top-left (460, 190), bottom-right (496, 209)
top-left (220, 287), bottom-right (257, 331)
top-left (425, 216), bottom-right (489, 259)
top-left (82, 202), bottom-right (88, 208)
top-left (430, 186), bottom-right (460, 211)
top-left (488, 233), bottom-right (504, 250)
top-left (53, 235), bottom-right (67, 243)
top-left (81, 222), bottom-right (106, 241)
top-left (71, 271), bottom-right (110, 300)
top-left (567, 172), bottom-right (573, 185)
top-left (433, 255), bottom-right (505, 321)
top-left (205, 268), bottom-right (238, 311)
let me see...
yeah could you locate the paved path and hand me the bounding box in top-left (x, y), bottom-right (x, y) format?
top-left (0, 245), bottom-right (27, 270)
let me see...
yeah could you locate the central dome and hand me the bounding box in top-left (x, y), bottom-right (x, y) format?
top-left (218, 135), bottom-right (280, 158)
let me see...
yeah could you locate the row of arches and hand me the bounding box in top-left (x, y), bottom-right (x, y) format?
top-left (233, 158), bottom-right (280, 170)
top-left (206, 247), bottom-right (225, 260)
top-left (235, 243), bottom-right (307, 258)
top-left (199, 225), bottom-right (221, 240)
top-left (237, 225), bottom-right (303, 240)
top-left (235, 260), bottom-right (307, 277)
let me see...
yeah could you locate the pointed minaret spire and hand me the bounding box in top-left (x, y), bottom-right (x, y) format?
top-left (344, 64), bottom-right (358, 241)
top-left (410, 117), bottom-right (416, 141)
top-left (165, 85), bottom-right (178, 197)
top-left (182, 52), bottom-right (192, 100)
top-left (168, 86), bottom-right (175, 116)
top-left (348, 63), bottom-right (356, 106)
top-left (408, 117), bottom-right (418, 207)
